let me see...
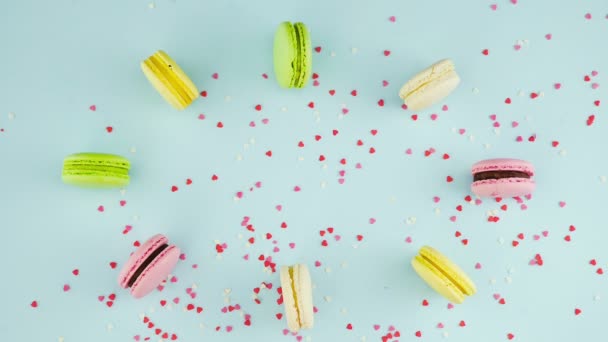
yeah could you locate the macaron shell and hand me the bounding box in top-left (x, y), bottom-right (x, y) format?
top-left (403, 71), bottom-right (460, 111)
top-left (61, 173), bottom-right (130, 188)
top-left (118, 234), bottom-right (168, 288)
top-left (471, 158), bottom-right (535, 175)
top-left (280, 265), bottom-right (300, 332)
top-left (412, 255), bottom-right (466, 304)
top-left (130, 245), bottom-right (180, 299)
top-left (294, 264), bottom-right (314, 329)
top-left (274, 22), bottom-right (297, 88)
top-left (472, 178), bottom-right (536, 198)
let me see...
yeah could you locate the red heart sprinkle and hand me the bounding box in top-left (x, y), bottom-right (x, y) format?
top-left (255, 104), bottom-right (262, 111)
top-left (109, 262), bottom-right (117, 269)
top-left (482, 49), bottom-right (489, 55)
top-left (171, 186), bottom-right (178, 192)
top-left (314, 46), bottom-right (321, 53)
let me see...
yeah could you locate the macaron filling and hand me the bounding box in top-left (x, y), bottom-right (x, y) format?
top-left (473, 170), bottom-right (531, 182)
top-left (288, 267), bottom-right (302, 327)
top-left (127, 244), bottom-right (168, 287)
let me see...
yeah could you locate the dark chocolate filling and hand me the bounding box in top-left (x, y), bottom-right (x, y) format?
top-left (127, 244), bottom-right (168, 287)
top-left (474, 170), bottom-right (531, 182)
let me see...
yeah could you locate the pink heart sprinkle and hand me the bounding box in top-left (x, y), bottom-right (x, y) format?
top-left (405, 236), bottom-right (413, 243)
top-left (529, 259), bottom-right (537, 266)
top-left (243, 254), bottom-right (249, 260)
top-left (388, 325), bottom-right (396, 332)
top-left (382, 80), bottom-right (389, 87)
top-left (405, 148), bottom-right (413, 155)
top-left (255, 181), bottom-right (262, 188)
top-left (212, 73), bottom-right (219, 79)
top-left (170, 276), bottom-right (177, 283)
top-left (512, 121), bottom-right (519, 128)
top-left (490, 4), bottom-right (497, 11)
top-left (430, 114), bottom-right (438, 120)
top-left (373, 325), bottom-right (381, 331)
top-left (89, 105), bottom-right (96, 111)
top-left (533, 234), bottom-right (541, 240)
top-left (493, 293), bottom-right (501, 300)
top-left (458, 128), bottom-right (466, 135)
top-left (338, 178), bottom-right (345, 185)
top-left (198, 114), bottom-right (205, 120)
top-left (173, 297), bottom-right (180, 304)
top-left (475, 263), bottom-right (482, 269)
top-left (433, 196), bottom-right (440, 203)
top-left (510, 0), bottom-right (517, 4)
top-left (179, 253), bottom-right (186, 260)
top-left (334, 235), bottom-right (341, 241)
top-left (296, 337), bottom-right (303, 342)
top-left (342, 108), bottom-right (349, 114)
top-left (447, 303), bottom-right (455, 309)
top-left (249, 121), bottom-right (256, 127)
top-left (236, 192), bottom-right (243, 199)
top-left (119, 200), bottom-right (127, 206)
top-left (62, 284), bottom-right (70, 292)
top-left (97, 205), bottom-right (104, 212)
top-left (489, 114), bottom-right (497, 121)
top-left (388, 16), bottom-right (396, 22)
top-left (554, 83), bottom-right (562, 89)
top-left (282, 329), bottom-right (290, 335)
top-left (190, 292), bottom-right (197, 299)
top-left (294, 186), bottom-right (301, 192)
top-left (401, 104), bottom-right (408, 110)
top-left (542, 230), bottom-right (549, 237)
top-left (369, 218), bottom-right (376, 224)
top-left (559, 201), bottom-right (566, 208)
top-left (355, 163), bottom-right (362, 169)
top-left (313, 80), bottom-right (320, 87)
top-left (591, 70), bottom-right (599, 76)
top-left (262, 118), bottom-right (269, 124)
top-left (493, 121), bottom-right (500, 128)
top-left (437, 322), bottom-right (445, 329)
top-left (521, 204), bottom-right (528, 210)
top-left (514, 44), bottom-right (522, 51)
top-left (186, 288), bottom-right (193, 294)
top-left (545, 33), bottom-right (552, 40)
top-left (450, 216), bottom-right (457, 222)
top-left (98, 296), bottom-right (105, 302)
top-left (273, 246), bottom-right (280, 253)
top-left (226, 326), bottom-right (233, 332)
top-left (289, 243), bottom-right (295, 249)
top-left (592, 83), bottom-right (600, 89)
top-left (134, 335), bottom-right (140, 341)
top-left (276, 205), bottom-right (283, 211)
top-left (442, 105), bottom-right (448, 111)
top-left (585, 13), bottom-right (592, 20)
top-left (475, 199), bottom-right (482, 205)
top-left (516, 136), bottom-right (523, 142)
top-left (339, 170), bottom-right (346, 177)
top-left (314, 260), bottom-right (321, 267)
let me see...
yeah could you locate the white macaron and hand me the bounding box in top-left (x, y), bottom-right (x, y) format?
top-left (280, 264), bottom-right (314, 332)
top-left (399, 59), bottom-right (461, 111)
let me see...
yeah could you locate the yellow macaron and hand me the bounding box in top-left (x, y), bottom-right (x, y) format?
top-left (411, 246), bottom-right (476, 304)
top-left (141, 50), bottom-right (199, 110)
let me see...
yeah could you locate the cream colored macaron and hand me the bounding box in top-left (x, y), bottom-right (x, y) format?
top-left (399, 59), bottom-right (460, 111)
top-left (280, 264), bottom-right (314, 332)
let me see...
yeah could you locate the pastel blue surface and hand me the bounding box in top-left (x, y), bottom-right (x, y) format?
top-left (2, 0), bottom-right (608, 341)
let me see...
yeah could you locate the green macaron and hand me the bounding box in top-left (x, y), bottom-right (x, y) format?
top-left (273, 21), bottom-right (312, 88)
top-left (62, 153), bottom-right (131, 188)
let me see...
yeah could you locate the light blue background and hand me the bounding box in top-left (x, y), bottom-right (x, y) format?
top-left (1, 0), bottom-right (607, 340)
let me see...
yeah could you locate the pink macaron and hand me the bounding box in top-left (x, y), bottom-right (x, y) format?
top-left (471, 158), bottom-right (535, 198)
top-left (118, 234), bottom-right (181, 299)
